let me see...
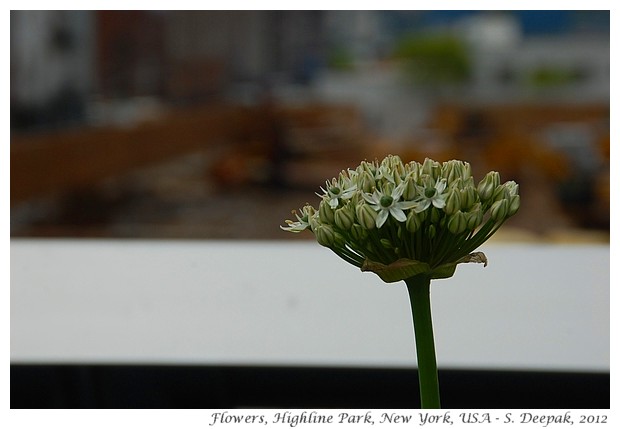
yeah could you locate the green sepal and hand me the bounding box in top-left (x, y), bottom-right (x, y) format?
top-left (361, 251), bottom-right (488, 283)
top-left (361, 258), bottom-right (431, 283)
top-left (428, 263), bottom-right (457, 279)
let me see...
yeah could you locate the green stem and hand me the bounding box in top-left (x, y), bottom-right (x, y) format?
top-left (405, 274), bottom-right (441, 409)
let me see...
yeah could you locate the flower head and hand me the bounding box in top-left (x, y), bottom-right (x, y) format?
top-left (282, 155), bottom-right (520, 282)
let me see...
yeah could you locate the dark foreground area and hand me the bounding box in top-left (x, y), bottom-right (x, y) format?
top-left (11, 364), bottom-right (609, 409)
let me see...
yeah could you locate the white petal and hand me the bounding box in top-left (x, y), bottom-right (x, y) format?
top-left (392, 181), bottom-right (406, 199)
top-left (376, 209), bottom-right (389, 228)
top-left (390, 207), bottom-right (407, 222)
top-left (362, 192), bottom-right (378, 205)
top-left (397, 200), bottom-right (418, 210)
top-left (342, 185), bottom-right (357, 198)
top-left (432, 197), bottom-right (446, 209)
top-left (414, 199), bottom-right (431, 213)
top-left (280, 222), bottom-right (306, 233)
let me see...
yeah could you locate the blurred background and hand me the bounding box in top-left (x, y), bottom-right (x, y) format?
top-left (10, 11), bottom-right (610, 240)
top-left (10, 10), bottom-right (610, 242)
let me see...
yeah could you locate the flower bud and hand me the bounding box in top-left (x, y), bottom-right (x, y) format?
top-left (497, 180), bottom-right (520, 216)
top-left (427, 224), bottom-right (436, 239)
top-left (357, 161), bottom-right (372, 176)
top-left (393, 171), bottom-right (404, 186)
top-left (447, 210), bottom-right (467, 234)
top-left (319, 199), bottom-right (335, 224)
top-left (315, 225), bottom-right (335, 247)
top-left (466, 203), bottom-right (484, 229)
top-left (444, 160), bottom-right (469, 185)
top-left (444, 187), bottom-right (461, 215)
top-left (359, 171), bottom-right (375, 193)
top-left (442, 160), bottom-right (457, 184)
top-left (356, 203), bottom-right (377, 230)
top-left (450, 176), bottom-right (463, 190)
top-left (490, 199), bottom-right (509, 222)
top-left (333, 231), bottom-right (347, 248)
top-left (383, 155), bottom-right (405, 174)
top-left (491, 183), bottom-right (509, 204)
top-left (416, 207), bottom-right (428, 223)
top-left (477, 171), bottom-right (500, 202)
top-left (422, 158), bottom-right (440, 180)
top-left (334, 205), bottom-right (355, 230)
top-left (405, 161), bottom-right (420, 179)
top-left (350, 223), bottom-right (368, 241)
top-left (380, 238), bottom-right (394, 249)
top-left (460, 185), bottom-right (477, 210)
top-left (462, 162), bottom-right (472, 181)
top-left (401, 175), bottom-right (417, 201)
top-left (507, 195), bottom-right (520, 216)
top-left (504, 180), bottom-right (519, 196)
top-left (406, 210), bottom-right (423, 233)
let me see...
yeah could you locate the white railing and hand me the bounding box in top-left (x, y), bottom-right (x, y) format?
top-left (10, 239), bottom-right (609, 372)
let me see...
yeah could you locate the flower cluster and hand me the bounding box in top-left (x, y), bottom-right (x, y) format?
top-left (282, 155), bottom-right (520, 282)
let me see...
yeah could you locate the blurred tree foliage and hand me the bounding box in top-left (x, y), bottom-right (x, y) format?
top-left (527, 66), bottom-right (584, 89)
top-left (327, 45), bottom-right (356, 71)
top-left (394, 34), bottom-right (471, 86)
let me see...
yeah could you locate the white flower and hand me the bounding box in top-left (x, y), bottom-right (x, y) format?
top-left (414, 178), bottom-right (448, 213)
top-left (318, 178), bottom-right (357, 209)
top-left (280, 206), bottom-right (314, 232)
top-left (363, 183), bottom-right (417, 228)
